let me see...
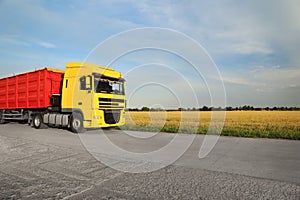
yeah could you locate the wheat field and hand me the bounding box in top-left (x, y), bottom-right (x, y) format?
top-left (121, 111), bottom-right (300, 140)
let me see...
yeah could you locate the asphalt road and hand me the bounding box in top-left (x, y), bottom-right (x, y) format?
top-left (0, 123), bottom-right (299, 199)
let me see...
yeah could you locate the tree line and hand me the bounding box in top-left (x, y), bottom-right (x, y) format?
top-left (126, 105), bottom-right (300, 112)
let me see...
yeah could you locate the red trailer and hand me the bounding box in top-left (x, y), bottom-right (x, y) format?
top-left (0, 68), bottom-right (64, 121)
top-left (0, 68), bottom-right (64, 109)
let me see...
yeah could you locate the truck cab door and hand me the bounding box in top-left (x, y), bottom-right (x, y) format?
top-left (77, 75), bottom-right (93, 125)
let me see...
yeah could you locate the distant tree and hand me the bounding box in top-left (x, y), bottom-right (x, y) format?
top-left (156, 108), bottom-right (163, 111)
top-left (278, 107), bottom-right (285, 111)
top-left (242, 105), bottom-right (250, 110)
top-left (265, 107), bottom-right (270, 111)
top-left (225, 106), bottom-right (233, 111)
top-left (201, 106), bottom-right (209, 111)
top-left (141, 106), bottom-right (150, 111)
top-left (226, 106), bottom-right (233, 111)
top-left (128, 108), bottom-right (139, 111)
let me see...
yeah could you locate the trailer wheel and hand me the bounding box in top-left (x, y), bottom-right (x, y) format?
top-left (33, 114), bottom-right (47, 129)
top-left (70, 113), bottom-right (85, 133)
top-left (0, 110), bottom-right (5, 124)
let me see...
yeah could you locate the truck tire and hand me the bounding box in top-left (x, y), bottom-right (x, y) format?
top-left (0, 110), bottom-right (5, 124)
top-left (33, 114), bottom-right (48, 129)
top-left (70, 113), bottom-right (86, 133)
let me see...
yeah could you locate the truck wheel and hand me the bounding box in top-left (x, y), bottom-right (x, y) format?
top-left (33, 114), bottom-right (47, 129)
top-left (70, 113), bottom-right (85, 133)
top-left (0, 110), bottom-right (5, 124)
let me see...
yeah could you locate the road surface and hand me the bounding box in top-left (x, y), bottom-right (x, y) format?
top-left (0, 123), bottom-right (299, 199)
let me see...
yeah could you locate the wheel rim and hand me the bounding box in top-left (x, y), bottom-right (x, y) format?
top-left (34, 116), bottom-right (41, 127)
top-left (73, 119), bottom-right (81, 129)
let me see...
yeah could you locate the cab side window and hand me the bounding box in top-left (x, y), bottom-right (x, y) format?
top-left (80, 76), bottom-right (92, 90)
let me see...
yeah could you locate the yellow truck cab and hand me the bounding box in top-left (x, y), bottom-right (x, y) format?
top-left (60, 62), bottom-right (126, 132)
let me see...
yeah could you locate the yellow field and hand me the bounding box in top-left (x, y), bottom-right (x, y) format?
top-left (122, 111), bottom-right (300, 140)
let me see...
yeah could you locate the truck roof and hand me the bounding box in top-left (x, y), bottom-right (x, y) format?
top-left (66, 62), bottom-right (122, 79)
top-left (66, 62), bottom-right (113, 71)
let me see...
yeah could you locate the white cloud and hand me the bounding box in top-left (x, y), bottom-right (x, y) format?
top-left (0, 34), bottom-right (56, 48)
top-left (0, 35), bottom-right (30, 46)
top-left (227, 41), bottom-right (273, 55)
top-left (0, 0), bottom-right (139, 50)
top-left (135, 0), bottom-right (300, 62)
top-left (222, 65), bottom-right (300, 95)
top-left (34, 40), bottom-right (56, 48)
top-left (221, 76), bottom-right (251, 86)
top-left (220, 65), bottom-right (300, 106)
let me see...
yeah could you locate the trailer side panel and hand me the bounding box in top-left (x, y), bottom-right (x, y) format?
top-left (0, 69), bottom-right (64, 109)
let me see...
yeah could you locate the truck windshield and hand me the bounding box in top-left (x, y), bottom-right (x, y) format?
top-left (94, 77), bottom-right (124, 95)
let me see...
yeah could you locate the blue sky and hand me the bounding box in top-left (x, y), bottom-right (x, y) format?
top-left (0, 0), bottom-right (299, 108)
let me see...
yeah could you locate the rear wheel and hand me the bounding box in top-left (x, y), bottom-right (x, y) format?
top-left (0, 110), bottom-right (5, 124)
top-left (33, 114), bottom-right (47, 129)
top-left (70, 113), bottom-right (85, 133)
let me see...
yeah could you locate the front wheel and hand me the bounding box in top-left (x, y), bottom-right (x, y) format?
top-left (70, 113), bottom-right (86, 133)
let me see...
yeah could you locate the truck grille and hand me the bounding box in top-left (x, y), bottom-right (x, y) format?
top-left (104, 110), bottom-right (121, 124)
top-left (99, 98), bottom-right (124, 109)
